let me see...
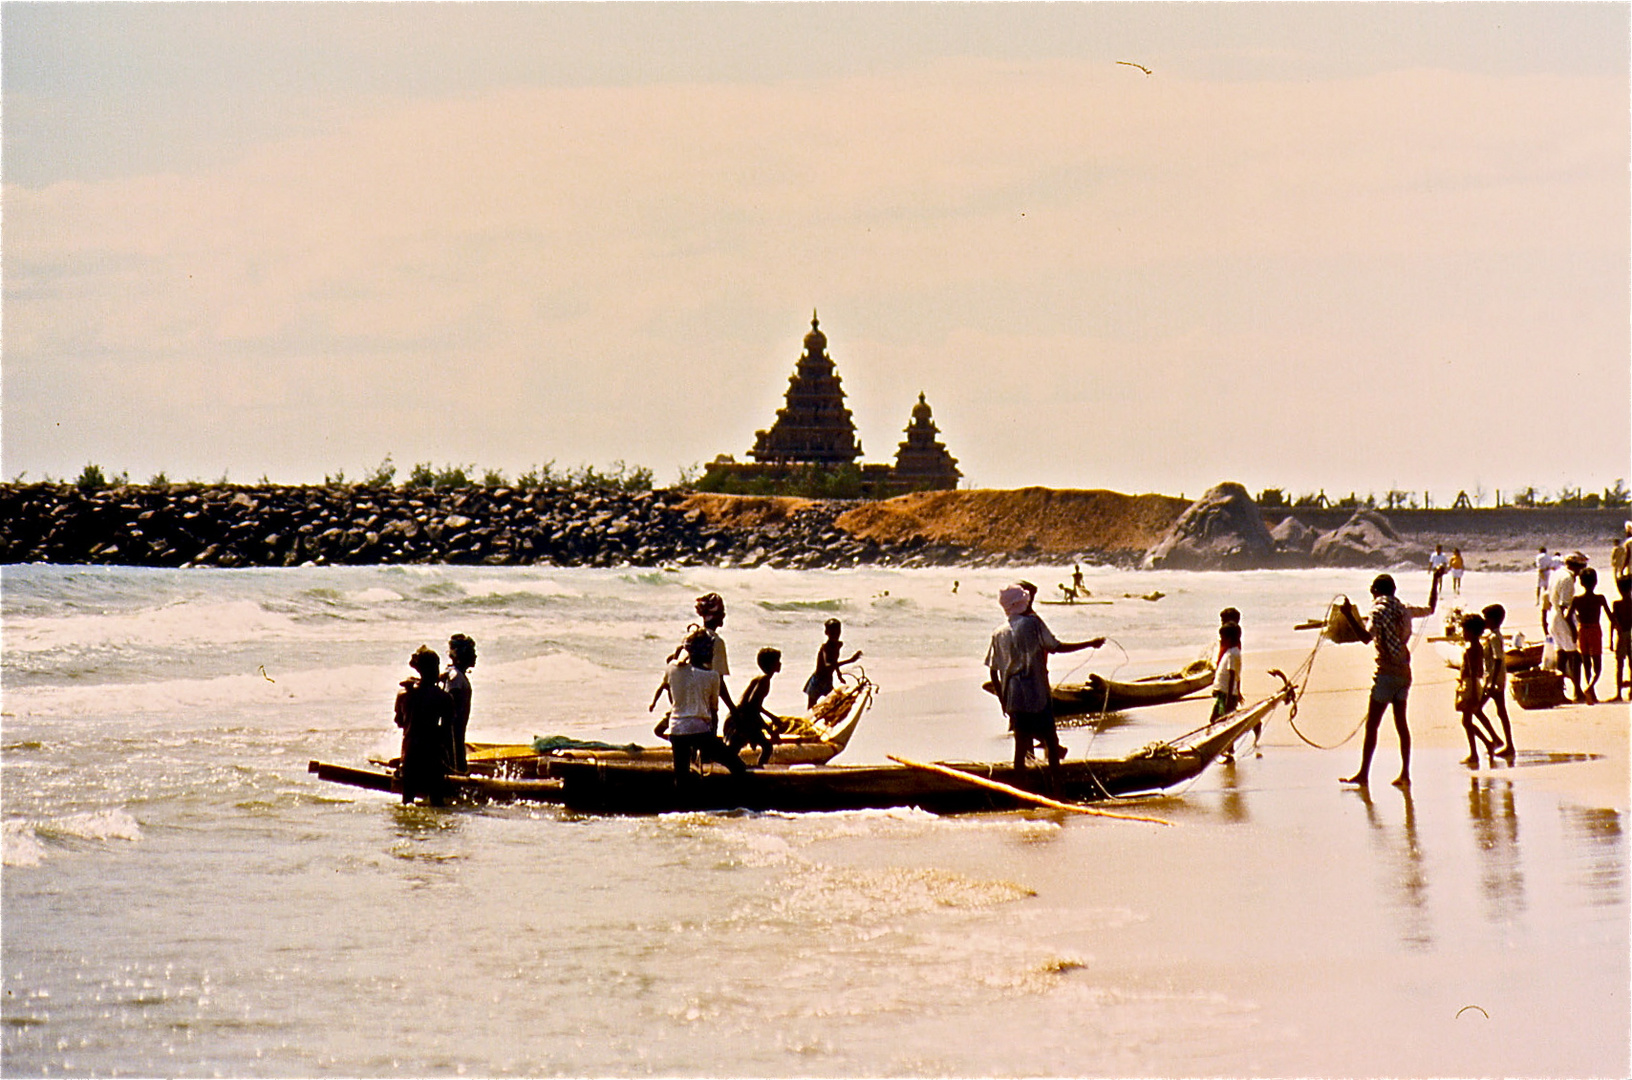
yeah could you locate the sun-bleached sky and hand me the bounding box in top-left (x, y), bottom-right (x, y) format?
top-left (4, 2), bottom-right (1628, 501)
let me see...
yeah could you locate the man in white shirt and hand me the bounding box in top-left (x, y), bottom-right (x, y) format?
top-left (652, 630), bottom-right (749, 794)
top-left (1542, 553), bottom-right (1587, 702)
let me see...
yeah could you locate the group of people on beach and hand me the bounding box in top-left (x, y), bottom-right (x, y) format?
top-left (648, 592), bottom-right (861, 792)
top-left (1536, 531), bottom-right (1632, 705)
top-left (392, 633), bottom-right (478, 805)
top-left (1341, 526), bottom-right (1632, 790)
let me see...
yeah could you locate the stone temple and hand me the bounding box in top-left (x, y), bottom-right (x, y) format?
top-left (702, 313), bottom-right (961, 496)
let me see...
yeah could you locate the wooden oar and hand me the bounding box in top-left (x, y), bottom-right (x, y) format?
top-left (885, 755), bottom-right (1174, 825)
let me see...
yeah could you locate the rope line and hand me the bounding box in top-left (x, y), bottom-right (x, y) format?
top-left (1281, 590), bottom-right (1436, 751)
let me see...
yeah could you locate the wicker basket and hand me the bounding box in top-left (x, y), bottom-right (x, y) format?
top-left (1511, 669), bottom-right (1566, 710)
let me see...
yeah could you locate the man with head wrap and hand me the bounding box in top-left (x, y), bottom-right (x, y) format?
top-left (986, 582), bottom-right (1104, 786)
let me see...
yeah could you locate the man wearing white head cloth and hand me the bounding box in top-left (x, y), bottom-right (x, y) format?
top-left (986, 582), bottom-right (1104, 785)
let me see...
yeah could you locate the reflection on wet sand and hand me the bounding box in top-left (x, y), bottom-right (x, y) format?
top-left (1353, 785), bottom-right (1431, 951)
top-left (1214, 759), bottom-right (1250, 824)
top-left (1468, 777), bottom-right (1525, 922)
top-left (1559, 805), bottom-right (1624, 908)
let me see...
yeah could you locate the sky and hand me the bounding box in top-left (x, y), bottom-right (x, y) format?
top-left (4, 2), bottom-right (1628, 502)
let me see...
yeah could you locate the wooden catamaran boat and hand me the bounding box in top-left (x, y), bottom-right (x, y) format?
top-left (459, 678), bottom-right (873, 778)
top-left (1050, 658), bottom-right (1217, 716)
top-left (310, 678), bottom-right (874, 800)
top-left (309, 682), bottom-right (1290, 817)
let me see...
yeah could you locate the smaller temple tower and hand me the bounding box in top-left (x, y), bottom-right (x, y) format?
top-left (748, 313), bottom-right (862, 465)
top-left (891, 392), bottom-right (961, 489)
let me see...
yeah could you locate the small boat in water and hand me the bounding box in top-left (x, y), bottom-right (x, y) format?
top-left (310, 683), bottom-right (1290, 817)
top-left (1050, 658), bottom-right (1217, 716)
top-left (461, 678), bottom-right (873, 778)
top-left (548, 691), bottom-right (1279, 815)
top-left (311, 679), bottom-right (874, 799)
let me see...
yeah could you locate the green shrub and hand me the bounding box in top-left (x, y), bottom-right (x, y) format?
top-left (364, 456), bottom-right (397, 488)
top-left (75, 463), bottom-right (107, 492)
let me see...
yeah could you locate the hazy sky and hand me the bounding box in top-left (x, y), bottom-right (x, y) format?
top-left (4, 2), bottom-right (1628, 501)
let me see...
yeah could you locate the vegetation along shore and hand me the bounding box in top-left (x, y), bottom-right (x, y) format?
top-left (1, 475), bottom-right (1623, 572)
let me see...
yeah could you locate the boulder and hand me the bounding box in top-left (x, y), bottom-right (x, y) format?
top-left (1270, 515), bottom-right (1319, 555)
top-left (1143, 482), bottom-right (1277, 570)
top-left (1310, 509), bottom-right (1423, 567)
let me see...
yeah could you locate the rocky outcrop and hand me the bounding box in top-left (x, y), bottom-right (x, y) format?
top-left (1309, 509), bottom-right (1423, 568)
top-left (1270, 515), bottom-right (1319, 556)
top-left (1142, 483), bottom-right (1278, 570)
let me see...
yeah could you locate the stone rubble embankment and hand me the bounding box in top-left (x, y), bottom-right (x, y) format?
top-left (0, 484), bottom-right (1067, 570)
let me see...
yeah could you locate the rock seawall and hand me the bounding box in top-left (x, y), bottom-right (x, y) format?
top-left (0, 484), bottom-right (993, 570)
top-left (2, 483), bottom-right (1620, 571)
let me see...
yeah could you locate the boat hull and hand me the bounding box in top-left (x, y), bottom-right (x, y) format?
top-left (1052, 660), bottom-right (1216, 715)
top-left (550, 701), bottom-right (1270, 815)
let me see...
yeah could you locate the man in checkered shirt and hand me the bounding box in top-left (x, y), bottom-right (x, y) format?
top-left (1341, 573), bottom-right (1436, 789)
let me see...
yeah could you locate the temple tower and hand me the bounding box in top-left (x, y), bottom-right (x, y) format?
top-left (749, 312), bottom-right (862, 465)
top-left (891, 392), bottom-right (961, 488)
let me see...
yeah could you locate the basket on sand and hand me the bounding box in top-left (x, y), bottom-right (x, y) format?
top-left (1511, 669), bottom-right (1566, 710)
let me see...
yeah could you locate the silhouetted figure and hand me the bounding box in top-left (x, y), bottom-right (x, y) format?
top-left (1571, 567), bottom-right (1612, 704)
top-left (443, 634), bottom-right (477, 774)
top-left (1455, 613), bottom-right (1499, 767)
top-left (1340, 573), bottom-right (1435, 788)
top-left (395, 646), bottom-right (454, 806)
top-left (726, 647), bottom-right (782, 767)
top-left (1481, 604), bottom-right (1515, 760)
top-left (987, 581), bottom-right (1103, 789)
top-left (804, 618), bottom-right (861, 709)
top-left (651, 630), bottom-right (749, 795)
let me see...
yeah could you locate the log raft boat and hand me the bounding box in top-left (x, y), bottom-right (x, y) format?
top-left (461, 678), bottom-right (873, 779)
top-left (1049, 658), bottom-right (1216, 716)
top-left (309, 684), bottom-right (1289, 817)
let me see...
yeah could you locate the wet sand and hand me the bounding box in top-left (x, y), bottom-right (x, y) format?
top-left (1242, 575), bottom-right (1629, 814)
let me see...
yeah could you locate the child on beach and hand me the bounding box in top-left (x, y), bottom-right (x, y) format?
top-left (1213, 622), bottom-right (1248, 761)
top-left (1456, 613), bottom-right (1499, 767)
top-left (804, 618), bottom-right (862, 709)
top-left (725, 647), bottom-right (782, 767)
top-left (1612, 576), bottom-right (1632, 703)
top-left (1480, 604), bottom-right (1515, 761)
top-left (1570, 567), bottom-right (1612, 704)
top-left (1212, 622), bottom-right (1242, 720)
top-left (1217, 608), bottom-right (1240, 661)
top-left (1449, 548), bottom-right (1465, 595)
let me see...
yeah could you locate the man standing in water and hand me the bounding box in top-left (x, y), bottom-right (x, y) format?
top-left (443, 634), bottom-right (477, 774)
top-left (986, 582), bottom-right (1103, 789)
top-left (1341, 573), bottom-right (1435, 788)
top-left (395, 646), bottom-right (455, 806)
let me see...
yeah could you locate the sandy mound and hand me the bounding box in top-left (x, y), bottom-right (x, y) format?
top-left (834, 488), bottom-right (1189, 555)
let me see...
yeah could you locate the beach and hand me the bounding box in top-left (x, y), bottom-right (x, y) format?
top-left (1241, 573), bottom-right (1628, 815)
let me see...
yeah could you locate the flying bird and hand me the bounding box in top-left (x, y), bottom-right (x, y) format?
top-left (1117, 60), bottom-right (1153, 76)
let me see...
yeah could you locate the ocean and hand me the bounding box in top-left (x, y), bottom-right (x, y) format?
top-left (2, 564), bottom-right (1626, 1077)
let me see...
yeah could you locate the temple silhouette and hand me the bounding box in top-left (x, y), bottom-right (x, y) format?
top-left (701, 312), bottom-right (961, 497)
